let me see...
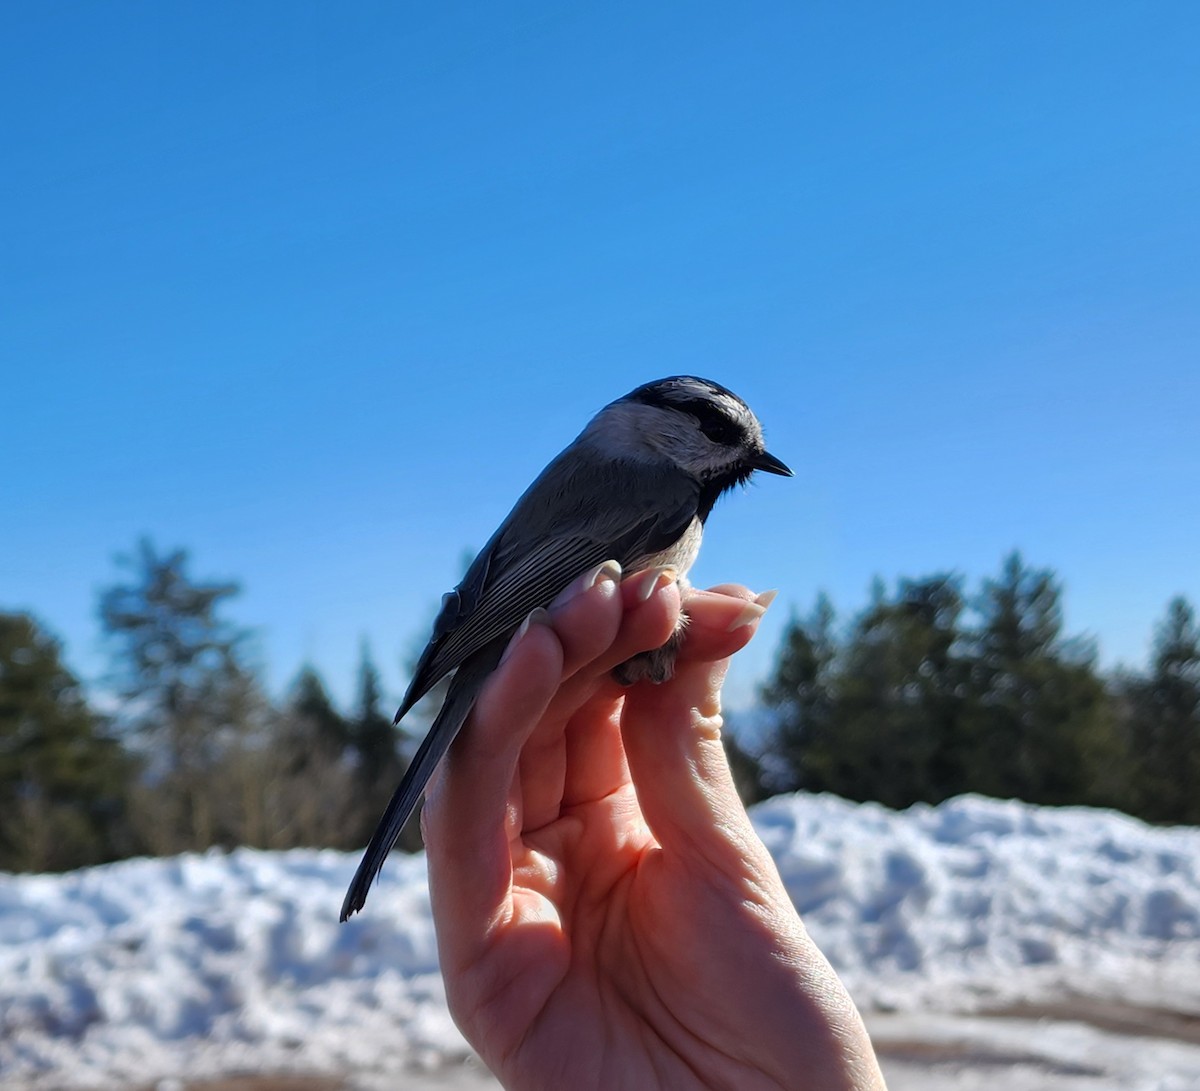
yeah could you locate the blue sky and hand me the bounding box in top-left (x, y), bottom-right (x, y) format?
top-left (5, 3), bottom-right (1198, 710)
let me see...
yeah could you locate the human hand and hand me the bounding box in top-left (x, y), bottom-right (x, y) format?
top-left (421, 564), bottom-right (885, 1091)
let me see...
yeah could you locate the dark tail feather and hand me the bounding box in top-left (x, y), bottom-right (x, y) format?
top-left (339, 641), bottom-right (504, 921)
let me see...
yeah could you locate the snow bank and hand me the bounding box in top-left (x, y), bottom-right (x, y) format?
top-left (756, 794), bottom-right (1200, 1011)
top-left (2, 794), bottom-right (1198, 1087)
top-left (0, 850), bottom-right (460, 1086)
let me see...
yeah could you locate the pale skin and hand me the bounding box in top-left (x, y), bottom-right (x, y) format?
top-left (420, 563), bottom-right (886, 1091)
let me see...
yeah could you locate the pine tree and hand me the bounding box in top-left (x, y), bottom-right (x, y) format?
top-left (0, 612), bottom-right (135, 870)
top-left (348, 643), bottom-right (413, 849)
top-left (1125, 597), bottom-right (1200, 823)
top-left (762, 578), bottom-right (972, 807)
top-left (259, 666), bottom-right (360, 849)
top-left (758, 555), bottom-right (1129, 811)
top-left (290, 665), bottom-right (350, 754)
top-left (836, 575), bottom-right (969, 807)
top-left (760, 594), bottom-right (838, 794)
top-left (962, 553), bottom-right (1115, 806)
top-left (98, 539), bottom-right (264, 852)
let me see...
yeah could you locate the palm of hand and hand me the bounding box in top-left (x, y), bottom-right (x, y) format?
top-left (422, 576), bottom-right (881, 1091)
top-left (487, 788), bottom-right (812, 1090)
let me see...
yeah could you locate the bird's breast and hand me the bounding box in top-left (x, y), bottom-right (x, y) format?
top-left (629, 516), bottom-right (703, 579)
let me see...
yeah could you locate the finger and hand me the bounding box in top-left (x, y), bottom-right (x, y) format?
top-left (673, 586), bottom-right (771, 664)
top-left (555, 570), bottom-right (684, 807)
top-left (619, 590), bottom-right (775, 874)
top-left (521, 568), bottom-right (684, 818)
top-left (554, 583), bottom-right (754, 807)
top-left (423, 611), bottom-right (563, 972)
top-left (553, 567), bottom-right (683, 706)
top-left (520, 562), bottom-right (624, 764)
top-left (516, 562), bottom-right (625, 831)
top-left (559, 688), bottom-right (629, 809)
top-left (520, 569), bottom-right (689, 834)
top-left (546, 560), bottom-right (625, 677)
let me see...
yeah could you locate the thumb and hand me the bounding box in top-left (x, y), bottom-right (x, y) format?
top-left (618, 590), bottom-right (775, 874)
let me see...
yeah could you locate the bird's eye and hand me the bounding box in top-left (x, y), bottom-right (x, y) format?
top-left (687, 402), bottom-right (742, 446)
top-left (698, 417), bottom-right (740, 445)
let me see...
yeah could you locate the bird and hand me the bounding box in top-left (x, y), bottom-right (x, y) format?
top-left (339, 376), bottom-right (791, 920)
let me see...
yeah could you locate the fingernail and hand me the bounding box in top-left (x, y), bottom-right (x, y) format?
top-left (726, 601), bottom-right (767, 631)
top-left (754, 589), bottom-right (779, 609)
top-left (500, 607), bottom-right (550, 665)
top-left (626, 565), bottom-right (677, 604)
top-left (550, 560), bottom-right (622, 611)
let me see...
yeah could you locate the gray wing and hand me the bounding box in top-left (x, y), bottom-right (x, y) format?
top-left (394, 448), bottom-right (699, 721)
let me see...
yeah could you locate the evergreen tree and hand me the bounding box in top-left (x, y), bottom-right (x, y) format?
top-left (290, 665), bottom-right (350, 754)
top-left (761, 594), bottom-right (838, 793)
top-left (349, 644), bottom-right (398, 775)
top-left (259, 665), bottom-right (360, 849)
top-left (759, 554), bottom-right (1127, 812)
top-left (1124, 597), bottom-right (1200, 823)
top-left (763, 579), bottom-right (971, 807)
top-left (962, 553), bottom-right (1115, 806)
top-left (98, 539), bottom-right (264, 852)
top-left (348, 643), bottom-right (413, 849)
top-left (0, 612), bottom-right (135, 870)
top-left (835, 575), bottom-right (969, 807)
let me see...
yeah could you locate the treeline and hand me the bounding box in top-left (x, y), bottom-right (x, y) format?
top-left (1, 543), bottom-right (1197, 873)
top-left (0, 540), bottom-right (427, 873)
top-left (751, 553), bottom-right (1200, 826)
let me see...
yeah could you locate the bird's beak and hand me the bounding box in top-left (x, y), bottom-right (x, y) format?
top-left (752, 449), bottom-right (793, 477)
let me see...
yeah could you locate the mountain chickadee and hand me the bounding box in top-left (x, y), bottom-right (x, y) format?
top-left (340, 375), bottom-right (791, 920)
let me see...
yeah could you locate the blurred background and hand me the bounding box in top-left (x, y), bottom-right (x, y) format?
top-left (3, 5), bottom-right (1199, 1086)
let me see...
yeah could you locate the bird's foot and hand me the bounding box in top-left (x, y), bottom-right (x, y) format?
top-left (612, 619), bottom-right (688, 685)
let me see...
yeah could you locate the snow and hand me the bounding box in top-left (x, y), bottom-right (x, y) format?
top-left (2, 794), bottom-right (1199, 1090)
top-left (756, 794), bottom-right (1200, 1012)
